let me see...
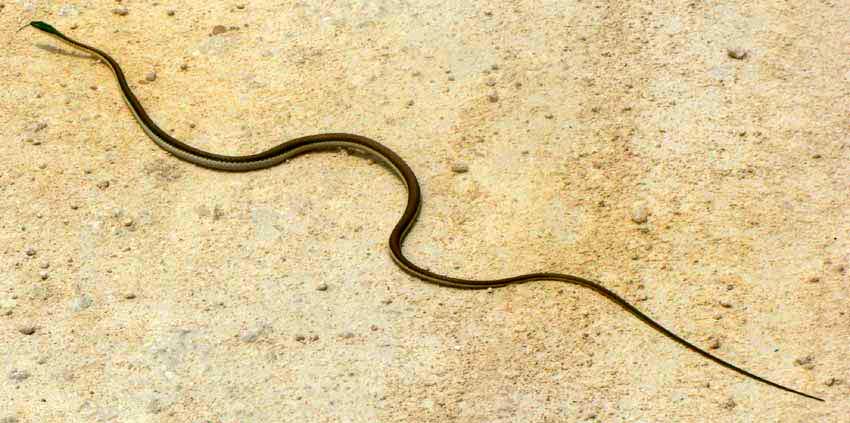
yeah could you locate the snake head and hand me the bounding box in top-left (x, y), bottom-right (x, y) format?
top-left (28, 21), bottom-right (62, 36)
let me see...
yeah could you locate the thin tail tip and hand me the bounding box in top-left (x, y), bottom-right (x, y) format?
top-left (790, 388), bottom-right (825, 402)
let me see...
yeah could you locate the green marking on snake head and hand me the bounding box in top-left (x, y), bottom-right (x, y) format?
top-left (30, 21), bottom-right (62, 36)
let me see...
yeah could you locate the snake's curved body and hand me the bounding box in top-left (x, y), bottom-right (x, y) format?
top-left (26, 21), bottom-right (822, 402)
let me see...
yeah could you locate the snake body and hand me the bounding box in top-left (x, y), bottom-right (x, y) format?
top-left (26, 21), bottom-right (822, 402)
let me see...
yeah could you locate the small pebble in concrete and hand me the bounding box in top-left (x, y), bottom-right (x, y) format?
top-left (241, 328), bottom-right (262, 343)
top-left (58, 4), bottom-right (79, 17)
top-left (630, 203), bottom-right (649, 224)
top-left (112, 7), bottom-right (129, 16)
top-left (727, 48), bottom-right (747, 60)
top-left (18, 325), bottom-right (37, 336)
top-left (124, 293), bottom-right (136, 300)
top-left (794, 355), bottom-right (815, 370)
top-left (719, 300), bottom-right (733, 308)
top-left (212, 206), bottom-right (225, 220)
top-left (316, 283), bottom-right (328, 291)
top-left (71, 295), bottom-right (93, 312)
top-left (166, 10), bottom-right (175, 16)
top-left (25, 247), bottom-right (36, 257)
top-left (39, 271), bottom-right (49, 280)
top-left (8, 369), bottom-right (30, 382)
top-left (147, 398), bottom-right (163, 414)
top-left (145, 71), bottom-right (157, 82)
top-left (824, 377), bottom-right (838, 386)
top-left (807, 276), bottom-right (820, 283)
top-left (707, 336), bottom-right (720, 350)
top-left (294, 334), bottom-right (306, 342)
top-left (487, 92), bottom-right (499, 103)
top-left (722, 397), bottom-right (737, 409)
top-left (451, 163), bottom-right (469, 173)
top-left (211, 25), bottom-right (228, 36)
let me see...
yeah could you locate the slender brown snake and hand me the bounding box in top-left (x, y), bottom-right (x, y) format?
top-left (24, 21), bottom-right (823, 402)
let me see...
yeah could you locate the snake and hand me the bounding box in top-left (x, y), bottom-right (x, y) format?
top-left (24, 21), bottom-right (822, 402)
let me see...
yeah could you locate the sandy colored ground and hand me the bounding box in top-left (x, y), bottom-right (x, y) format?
top-left (2, 1), bottom-right (848, 422)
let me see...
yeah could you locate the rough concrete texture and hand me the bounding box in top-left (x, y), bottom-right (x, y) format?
top-left (2, 1), bottom-right (848, 422)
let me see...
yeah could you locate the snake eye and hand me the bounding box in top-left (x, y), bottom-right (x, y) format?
top-left (30, 21), bottom-right (61, 35)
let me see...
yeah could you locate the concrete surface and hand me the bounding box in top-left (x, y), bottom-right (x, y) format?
top-left (2, 1), bottom-right (848, 422)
